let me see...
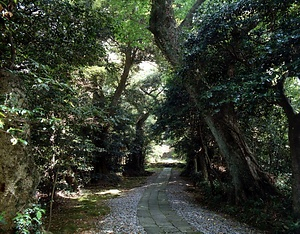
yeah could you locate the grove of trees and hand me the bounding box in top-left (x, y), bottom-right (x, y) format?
top-left (0, 0), bottom-right (299, 232)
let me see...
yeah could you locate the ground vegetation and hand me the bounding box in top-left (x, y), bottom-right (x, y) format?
top-left (0, 0), bottom-right (299, 233)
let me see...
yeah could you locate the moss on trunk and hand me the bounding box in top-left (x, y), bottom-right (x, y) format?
top-left (0, 70), bottom-right (39, 232)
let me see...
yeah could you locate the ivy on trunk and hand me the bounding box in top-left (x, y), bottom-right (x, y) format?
top-left (149, 0), bottom-right (278, 202)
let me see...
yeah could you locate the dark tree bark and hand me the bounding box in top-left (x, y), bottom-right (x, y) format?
top-left (197, 124), bottom-right (211, 181)
top-left (149, 0), bottom-right (205, 67)
top-left (149, 0), bottom-right (180, 66)
top-left (92, 126), bottom-right (111, 175)
top-left (278, 79), bottom-right (300, 218)
top-left (109, 47), bottom-right (136, 116)
top-left (92, 47), bottom-right (136, 176)
top-left (288, 114), bottom-right (300, 218)
top-left (124, 112), bottom-right (150, 176)
top-left (149, 0), bottom-right (277, 202)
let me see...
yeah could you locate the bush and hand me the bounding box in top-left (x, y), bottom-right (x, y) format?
top-left (13, 205), bottom-right (45, 234)
top-left (0, 211), bottom-right (6, 232)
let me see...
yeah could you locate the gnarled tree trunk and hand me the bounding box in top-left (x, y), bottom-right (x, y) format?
top-left (0, 70), bottom-right (39, 232)
top-left (149, 0), bottom-right (277, 202)
top-left (204, 105), bottom-right (277, 201)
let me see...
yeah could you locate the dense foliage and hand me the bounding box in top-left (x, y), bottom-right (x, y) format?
top-left (0, 0), bottom-right (299, 232)
top-left (151, 0), bottom-right (299, 232)
top-left (180, 0), bottom-right (299, 196)
top-left (1, 0), bottom-right (157, 231)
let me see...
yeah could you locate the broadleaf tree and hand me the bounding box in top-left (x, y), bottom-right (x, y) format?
top-left (149, 0), bottom-right (279, 203)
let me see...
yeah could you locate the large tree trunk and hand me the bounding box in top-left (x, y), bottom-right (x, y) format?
top-left (124, 112), bottom-right (149, 176)
top-left (278, 79), bottom-right (300, 218)
top-left (109, 46), bottom-right (136, 116)
top-left (289, 114), bottom-right (300, 218)
top-left (204, 105), bottom-right (277, 201)
top-left (149, 0), bottom-right (277, 201)
top-left (197, 124), bottom-right (211, 181)
top-left (149, 0), bottom-right (205, 67)
top-left (92, 47), bottom-right (135, 176)
top-left (92, 126), bottom-right (111, 176)
top-left (0, 70), bottom-right (39, 232)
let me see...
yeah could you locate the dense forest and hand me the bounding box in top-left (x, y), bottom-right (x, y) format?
top-left (0, 0), bottom-right (299, 233)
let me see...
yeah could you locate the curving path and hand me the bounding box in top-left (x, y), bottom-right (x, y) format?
top-left (137, 168), bottom-right (203, 234)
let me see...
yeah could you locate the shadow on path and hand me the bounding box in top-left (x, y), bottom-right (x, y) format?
top-left (137, 168), bottom-right (203, 234)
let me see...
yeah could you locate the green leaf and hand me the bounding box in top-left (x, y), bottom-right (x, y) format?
top-left (7, 128), bottom-right (23, 133)
top-left (36, 210), bottom-right (42, 220)
top-left (18, 139), bottom-right (28, 146)
top-left (0, 119), bottom-right (4, 129)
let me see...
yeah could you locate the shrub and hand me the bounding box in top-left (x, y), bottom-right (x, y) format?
top-left (13, 205), bottom-right (45, 234)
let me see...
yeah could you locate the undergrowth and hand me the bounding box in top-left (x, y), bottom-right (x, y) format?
top-left (188, 180), bottom-right (299, 233)
top-left (43, 174), bottom-right (149, 233)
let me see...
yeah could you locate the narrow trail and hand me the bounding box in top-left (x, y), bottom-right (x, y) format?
top-left (137, 168), bottom-right (202, 234)
top-left (99, 167), bottom-right (262, 234)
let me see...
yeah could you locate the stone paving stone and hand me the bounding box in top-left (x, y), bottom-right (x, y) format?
top-left (137, 209), bottom-right (151, 217)
top-left (138, 217), bottom-right (156, 226)
top-left (161, 226), bottom-right (180, 233)
top-left (143, 226), bottom-right (162, 234)
top-left (137, 168), bottom-right (199, 234)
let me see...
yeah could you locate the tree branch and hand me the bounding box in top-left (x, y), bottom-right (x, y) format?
top-left (109, 46), bottom-right (135, 116)
top-left (149, 0), bottom-right (180, 66)
top-left (277, 77), bottom-right (296, 121)
top-left (179, 0), bottom-right (206, 30)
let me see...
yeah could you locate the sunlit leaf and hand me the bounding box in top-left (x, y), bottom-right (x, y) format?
top-left (10, 137), bottom-right (18, 145)
top-left (0, 119), bottom-right (4, 129)
top-left (18, 139), bottom-right (28, 146)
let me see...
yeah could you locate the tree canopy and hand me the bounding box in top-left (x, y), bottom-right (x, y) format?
top-left (0, 0), bottom-right (299, 233)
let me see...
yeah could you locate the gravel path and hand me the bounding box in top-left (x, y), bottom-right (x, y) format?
top-left (97, 169), bottom-right (263, 234)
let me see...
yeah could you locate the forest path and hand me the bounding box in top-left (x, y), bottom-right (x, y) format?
top-left (137, 168), bottom-right (202, 234)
